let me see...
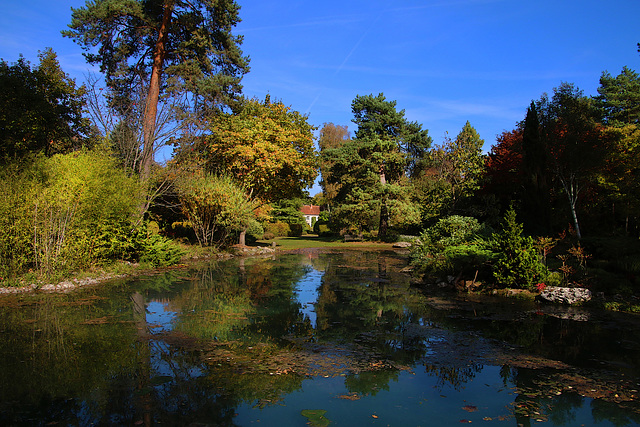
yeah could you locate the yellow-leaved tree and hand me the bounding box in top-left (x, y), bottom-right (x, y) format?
top-left (183, 96), bottom-right (318, 203)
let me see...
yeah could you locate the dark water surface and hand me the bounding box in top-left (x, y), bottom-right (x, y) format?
top-left (1, 249), bottom-right (639, 426)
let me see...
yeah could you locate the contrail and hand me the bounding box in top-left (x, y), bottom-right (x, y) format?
top-left (305, 11), bottom-right (384, 115)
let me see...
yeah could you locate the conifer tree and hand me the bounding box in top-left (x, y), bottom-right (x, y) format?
top-left (521, 101), bottom-right (551, 235)
top-left (64, 0), bottom-right (250, 181)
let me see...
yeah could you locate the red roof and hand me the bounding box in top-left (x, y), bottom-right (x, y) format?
top-left (301, 205), bottom-right (320, 215)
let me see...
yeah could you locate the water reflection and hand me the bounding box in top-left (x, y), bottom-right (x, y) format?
top-left (0, 249), bottom-right (639, 426)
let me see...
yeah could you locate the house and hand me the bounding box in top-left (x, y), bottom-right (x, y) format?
top-left (300, 205), bottom-right (320, 228)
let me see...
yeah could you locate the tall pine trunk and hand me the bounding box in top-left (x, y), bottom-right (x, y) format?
top-left (141, 1), bottom-right (173, 182)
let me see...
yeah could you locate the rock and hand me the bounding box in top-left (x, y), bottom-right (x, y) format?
top-left (505, 289), bottom-right (531, 298)
top-left (392, 241), bottom-right (412, 248)
top-left (230, 246), bottom-right (276, 257)
top-left (539, 286), bottom-right (592, 305)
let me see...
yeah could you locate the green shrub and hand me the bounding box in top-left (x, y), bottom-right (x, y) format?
top-left (544, 271), bottom-right (563, 287)
top-left (246, 218), bottom-right (264, 241)
top-left (421, 215), bottom-right (491, 249)
top-left (140, 233), bottom-right (185, 267)
top-left (175, 173), bottom-right (257, 247)
top-left (0, 150), bottom-right (144, 279)
top-left (289, 223), bottom-right (303, 237)
top-left (381, 230), bottom-right (400, 243)
top-left (316, 224), bottom-right (331, 236)
top-left (491, 207), bottom-right (547, 290)
top-left (265, 221), bottom-right (291, 237)
top-left (411, 215), bottom-right (494, 279)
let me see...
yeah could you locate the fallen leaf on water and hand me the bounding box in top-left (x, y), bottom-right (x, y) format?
top-left (462, 405), bottom-right (478, 412)
top-left (301, 409), bottom-right (330, 427)
top-left (336, 393), bottom-right (360, 401)
top-left (372, 414), bottom-right (378, 418)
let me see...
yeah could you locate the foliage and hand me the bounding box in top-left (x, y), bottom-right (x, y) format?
top-left (595, 66), bottom-right (640, 126)
top-left (270, 199), bottom-right (306, 226)
top-left (140, 233), bottom-right (185, 267)
top-left (484, 128), bottom-right (524, 214)
top-left (492, 207), bottom-right (547, 290)
top-left (179, 96), bottom-right (318, 202)
top-left (0, 49), bottom-right (90, 163)
top-left (556, 244), bottom-right (592, 286)
top-left (537, 83), bottom-right (605, 239)
top-left (0, 150), bottom-right (146, 279)
top-left (264, 222), bottom-right (291, 239)
top-left (411, 216), bottom-right (494, 279)
top-left (595, 124), bottom-right (640, 233)
top-left (317, 123), bottom-right (351, 206)
top-left (422, 122), bottom-right (485, 216)
top-left (175, 173), bottom-right (257, 247)
top-left (324, 93), bottom-right (429, 239)
top-left (64, 0), bottom-right (250, 179)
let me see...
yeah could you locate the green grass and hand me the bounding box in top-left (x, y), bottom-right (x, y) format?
top-left (256, 234), bottom-right (394, 251)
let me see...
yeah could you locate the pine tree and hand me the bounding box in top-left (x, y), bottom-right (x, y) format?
top-left (64, 0), bottom-right (250, 180)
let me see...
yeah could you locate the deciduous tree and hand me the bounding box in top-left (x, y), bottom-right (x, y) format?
top-left (318, 123), bottom-right (350, 208)
top-left (180, 96), bottom-right (318, 203)
top-left (538, 83), bottom-right (604, 239)
top-left (484, 128), bottom-right (524, 210)
top-left (0, 49), bottom-right (89, 163)
top-left (427, 121), bottom-right (485, 215)
top-left (175, 173), bottom-right (257, 247)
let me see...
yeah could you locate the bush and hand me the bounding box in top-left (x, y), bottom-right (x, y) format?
top-left (140, 233), bottom-right (185, 267)
top-left (175, 173), bottom-right (257, 247)
top-left (0, 150), bottom-right (144, 279)
top-left (491, 207), bottom-right (547, 290)
top-left (315, 224), bottom-right (331, 236)
top-left (289, 223), bottom-right (303, 237)
top-left (262, 232), bottom-right (276, 240)
top-left (245, 218), bottom-right (264, 241)
top-left (411, 215), bottom-right (494, 279)
top-left (265, 221), bottom-right (291, 238)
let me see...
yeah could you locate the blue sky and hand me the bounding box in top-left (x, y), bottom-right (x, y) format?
top-left (1, 0), bottom-right (638, 193)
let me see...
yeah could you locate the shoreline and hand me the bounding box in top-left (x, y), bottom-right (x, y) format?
top-left (0, 245), bottom-right (278, 296)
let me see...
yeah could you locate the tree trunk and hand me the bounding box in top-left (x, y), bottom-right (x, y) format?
top-left (131, 292), bottom-right (152, 426)
top-left (559, 173), bottom-right (582, 239)
top-left (141, 1), bottom-right (174, 182)
top-left (239, 229), bottom-right (247, 246)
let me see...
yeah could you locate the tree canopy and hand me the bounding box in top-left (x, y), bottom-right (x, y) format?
top-left (0, 48), bottom-right (89, 163)
top-left (595, 66), bottom-right (640, 126)
top-left (323, 93), bottom-right (429, 238)
top-left (64, 0), bottom-right (250, 180)
top-left (317, 123), bottom-right (351, 208)
top-left (176, 96), bottom-right (318, 203)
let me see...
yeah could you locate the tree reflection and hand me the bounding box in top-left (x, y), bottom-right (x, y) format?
top-left (2, 250), bottom-right (640, 425)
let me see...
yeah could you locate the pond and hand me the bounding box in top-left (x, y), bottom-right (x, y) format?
top-left (1, 249), bottom-right (639, 426)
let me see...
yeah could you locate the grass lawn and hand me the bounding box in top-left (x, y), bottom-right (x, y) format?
top-left (256, 234), bottom-right (395, 251)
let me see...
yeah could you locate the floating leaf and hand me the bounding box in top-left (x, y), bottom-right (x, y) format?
top-left (301, 409), bottom-right (330, 427)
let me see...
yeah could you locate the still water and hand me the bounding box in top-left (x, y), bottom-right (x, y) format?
top-left (1, 249), bottom-right (639, 426)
